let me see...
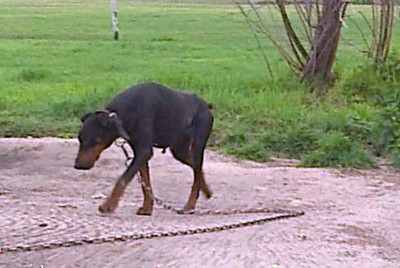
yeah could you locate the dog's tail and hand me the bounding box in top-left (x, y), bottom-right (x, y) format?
top-left (207, 102), bottom-right (213, 109)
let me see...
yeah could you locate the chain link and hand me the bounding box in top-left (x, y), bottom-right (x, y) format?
top-left (0, 140), bottom-right (304, 254)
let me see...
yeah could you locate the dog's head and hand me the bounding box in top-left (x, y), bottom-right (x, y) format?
top-left (74, 111), bottom-right (129, 170)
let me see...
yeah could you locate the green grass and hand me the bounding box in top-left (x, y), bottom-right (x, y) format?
top-left (1, 1), bottom-right (399, 167)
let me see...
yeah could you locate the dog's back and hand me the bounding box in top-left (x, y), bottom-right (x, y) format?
top-left (105, 82), bottom-right (211, 147)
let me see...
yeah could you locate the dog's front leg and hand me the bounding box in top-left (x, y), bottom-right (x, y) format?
top-left (99, 148), bottom-right (153, 213)
top-left (136, 162), bottom-right (154, 216)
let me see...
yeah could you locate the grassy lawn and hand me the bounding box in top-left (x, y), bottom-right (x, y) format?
top-left (1, 0), bottom-right (399, 167)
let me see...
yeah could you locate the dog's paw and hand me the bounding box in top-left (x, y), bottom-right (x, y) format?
top-left (201, 185), bottom-right (212, 199)
top-left (98, 202), bottom-right (117, 213)
top-left (203, 189), bottom-right (212, 199)
top-left (136, 206), bottom-right (153, 216)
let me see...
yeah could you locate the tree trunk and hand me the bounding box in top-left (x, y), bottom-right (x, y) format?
top-left (372, 0), bottom-right (394, 67)
top-left (111, 0), bottom-right (119, 40)
top-left (300, 0), bottom-right (349, 90)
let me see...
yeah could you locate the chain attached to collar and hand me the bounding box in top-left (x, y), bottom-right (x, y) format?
top-left (115, 139), bottom-right (133, 167)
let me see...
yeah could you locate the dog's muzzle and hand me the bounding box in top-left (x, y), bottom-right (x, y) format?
top-left (74, 145), bottom-right (104, 170)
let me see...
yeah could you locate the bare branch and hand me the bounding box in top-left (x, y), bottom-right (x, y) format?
top-left (248, 0), bottom-right (303, 71)
top-left (276, 0), bottom-right (308, 62)
top-left (236, 3), bottom-right (275, 78)
top-left (345, 12), bottom-right (372, 53)
top-left (293, 0), bottom-right (313, 44)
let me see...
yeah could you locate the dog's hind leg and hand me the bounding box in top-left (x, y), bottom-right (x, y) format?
top-left (191, 109), bottom-right (214, 201)
top-left (170, 141), bottom-right (198, 213)
top-left (171, 142), bottom-right (212, 200)
top-left (171, 147), bottom-right (205, 213)
top-left (171, 110), bottom-right (213, 213)
top-left (136, 162), bottom-right (154, 216)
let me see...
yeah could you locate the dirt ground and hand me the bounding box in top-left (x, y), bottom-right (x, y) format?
top-left (0, 138), bottom-right (399, 268)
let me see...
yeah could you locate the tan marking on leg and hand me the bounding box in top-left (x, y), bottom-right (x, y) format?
top-left (199, 171), bottom-right (212, 198)
top-left (99, 180), bottom-right (126, 213)
top-left (183, 171), bottom-right (201, 213)
top-left (136, 163), bottom-right (153, 216)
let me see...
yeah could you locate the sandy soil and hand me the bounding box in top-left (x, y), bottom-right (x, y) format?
top-left (0, 138), bottom-right (399, 268)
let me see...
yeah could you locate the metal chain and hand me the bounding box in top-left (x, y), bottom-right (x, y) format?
top-left (116, 140), bottom-right (304, 217)
top-left (0, 141), bottom-right (304, 254)
top-left (115, 139), bottom-right (133, 167)
top-left (0, 210), bottom-right (303, 254)
top-left (135, 169), bottom-right (302, 217)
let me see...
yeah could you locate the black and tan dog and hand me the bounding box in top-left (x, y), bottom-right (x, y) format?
top-left (74, 82), bottom-right (213, 215)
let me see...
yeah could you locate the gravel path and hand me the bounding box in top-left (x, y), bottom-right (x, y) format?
top-left (0, 138), bottom-right (399, 268)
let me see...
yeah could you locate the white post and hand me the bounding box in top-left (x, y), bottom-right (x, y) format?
top-left (111, 0), bottom-right (119, 40)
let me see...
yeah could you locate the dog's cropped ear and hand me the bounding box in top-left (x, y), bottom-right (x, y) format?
top-left (109, 113), bottom-right (130, 141)
top-left (94, 111), bottom-right (130, 141)
top-left (80, 112), bottom-right (92, 123)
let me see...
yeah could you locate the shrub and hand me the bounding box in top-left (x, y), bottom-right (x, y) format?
top-left (342, 59), bottom-right (400, 105)
top-left (375, 92), bottom-right (400, 165)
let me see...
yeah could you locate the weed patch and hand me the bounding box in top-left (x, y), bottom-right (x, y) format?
top-left (150, 37), bottom-right (177, 42)
top-left (302, 132), bottom-right (376, 168)
top-left (19, 69), bottom-right (50, 82)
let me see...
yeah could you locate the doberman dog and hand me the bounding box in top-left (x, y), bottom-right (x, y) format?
top-left (74, 82), bottom-right (214, 215)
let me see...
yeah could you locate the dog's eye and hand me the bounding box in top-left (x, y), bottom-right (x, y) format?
top-left (95, 138), bottom-right (103, 145)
